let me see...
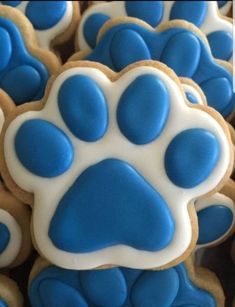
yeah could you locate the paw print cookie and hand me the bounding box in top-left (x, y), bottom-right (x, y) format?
top-left (78, 1), bottom-right (233, 62)
top-left (1, 61), bottom-right (233, 269)
top-left (71, 19), bottom-right (235, 119)
top-left (0, 6), bottom-right (60, 106)
top-left (28, 257), bottom-right (224, 307)
top-left (0, 184), bottom-right (32, 268)
top-left (195, 180), bottom-right (235, 249)
top-left (0, 1), bottom-right (80, 51)
top-left (0, 274), bottom-right (23, 307)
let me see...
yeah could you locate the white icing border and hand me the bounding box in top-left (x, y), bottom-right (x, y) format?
top-left (77, 1), bottom-right (233, 63)
top-left (0, 1), bottom-right (73, 50)
top-left (0, 209), bottom-right (22, 268)
top-left (195, 193), bottom-right (235, 249)
top-left (4, 65), bottom-right (231, 269)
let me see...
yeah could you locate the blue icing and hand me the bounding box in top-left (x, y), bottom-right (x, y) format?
top-left (110, 29), bottom-right (151, 71)
top-left (217, 1), bottom-right (229, 8)
top-left (165, 129), bottom-right (220, 188)
top-left (200, 77), bottom-right (233, 116)
top-left (131, 268), bottom-right (179, 306)
top-left (0, 28), bottom-right (12, 72)
top-left (1, 65), bottom-right (41, 104)
top-left (0, 223), bottom-right (10, 254)
top-left (197, 205), bottom-right (234, 245)
top-left (186, 92), bottom-right (199, 104)
top-left (80, 269), bottom-right (127, 306)
top-left (0, 300), bottom-right (7, 307)
top-left (49, 158), bottom-right (174, 253)
top-left (117, 74), bottom-right (169, 144)
top-left (160, 32), bottom-right (201, 77)
top-left (29, 264), bottom-right (216, 307)
top-left (207, 31), bottom-right (233, 61)
top-left (84, 22), bottom-right (234, 117)
top-left (25, 1), bottom-right (66, 30)
top-left (1, 1), bottom-right (21, 6)
top-left (84, 13), bottom-right (110, 49)
top-left (170, 1), bottom-right (208, 27)
top-left (15, 119), bottom-right (73, 178)
top-left (0, 16), bottom-right (49, 105)
top-left (39, 279), bottom-right (87, 307)
top-left (58, 75), bottom-right (108, 142)
top-left (125, 1), bottom-right (163, 27)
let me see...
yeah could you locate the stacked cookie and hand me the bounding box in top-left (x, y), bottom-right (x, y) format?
top-left (0, 1), bottom-right (234, 306)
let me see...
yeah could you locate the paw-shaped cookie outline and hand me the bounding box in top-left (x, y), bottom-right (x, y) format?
top-left (0, 6), bottom-right (59, 106)
top-left (29, 257), bottom-right (222, 307)
top-left (72, 19), bottom-right (235, 118)
top-left (77, 1), bottom-right (233, 63)
top-left (2, 61), bottom-right (232, 270)
top-left (0, 184), bottom-right (32, 268)
top-left (0, 274), bottom-right (23, 307)
top-left (0, 1), bottom-right (79, 50)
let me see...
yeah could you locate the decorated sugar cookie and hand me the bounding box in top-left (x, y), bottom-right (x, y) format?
top-left (0, 1), bottom-right (80, 51)
top-left (0, 6), bottom-right (60, 106)
top-left (78, 1), bottom-right (233, 63)
top-left (0, 274), bottom-right (23, 307)
top-left (0, 184), bottom-right (32, 268)
top-left (0, 61), bottom-right (233, 269)
top-left (71, 19), bottom-right (234, 119)
top-left (28, 257), bottom-right (224, 307)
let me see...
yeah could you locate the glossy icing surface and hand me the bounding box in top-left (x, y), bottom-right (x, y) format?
top-left (0, 223), bottom-right (10, 254)
top-left (195, 192), bottom-right (235, 248)
top-left (0, 1), bottom-right (73, 49)
top-left (0, 15), bottom-right (49, 105)
top-left (29, 264), bottom-right (216, 307)
top-left (82, 22), bottom-right (234, 118)
top-left (4, 65), bottom-right (231, 269)
top-left (78, 1), bottom-right (233, 62)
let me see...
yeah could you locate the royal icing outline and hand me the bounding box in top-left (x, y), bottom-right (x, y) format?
top-left (78, 1), bottom-right (233, 63)
top-left (0, 1), bottom-right (74, 50)
top-left (0, 208), bottom-right (22, 268)
top-left (3, 63), bottom-right (231, 269)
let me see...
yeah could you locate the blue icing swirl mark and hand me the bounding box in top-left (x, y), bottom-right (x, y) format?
top-left (1, 1), bottom-right (21, 7)
top-left (207, 31), bottom-right (233, 61)
top-left (186, 92), bottom-right (199, 104)
top-left (84, 22), bottom-right (234, 117)
top-left (29, 264), bottom-right (216, 307)
top-left (170, 1), bottom-right (208, 27)
top-left (83, 13), bottom-right (110, 49)
top-left (165, 129), bottom-right (220, 188)
top-left (0, 223), bottom-right (10, 254)
top-left (0, 28), bottom-right (12, 72)
top-left (49, 159), bottom-right (174, 253)
top-left (0, 16), bottom-right (49, 105)
top-left (0, 299), bottom-right (8, 307)
top-left (117, 74), bottom-right (170, 144)
top-left (58, 75), bottom-right (108, 142)
top-left (197, 205), bottom-right (234, 245)
top-left (125, 1), bottom-right (163, 28)
top-left (25, 1), bottom-right (66, 30)
top-left (15, 119), bottom-right (74, 178)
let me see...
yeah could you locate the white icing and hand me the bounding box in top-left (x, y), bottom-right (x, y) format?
top-left (0, 209), bottom-right (22, 268)
top-left (182, 83), bottom-right (205, 106)
top-left (0, 1), bottom-right (73, 50)
top-left (77, 1), bottom-right (233, 63)
top-left (4, 65), bottom-right (231, 269)
top-left (195, 192), bottom-right (235, 249)
top-left (218, 1), bottom-right (232, 15)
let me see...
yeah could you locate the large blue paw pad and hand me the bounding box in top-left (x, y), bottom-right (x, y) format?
top-left (165, 129), bottom-right (220, 188)
top-left (58, 75), bottom-right (108, 142)
top-left (0, 223), bottom-right (10, 254)
top-left (117, 74), bottom-right (169, 144)
top-left (49, 159), bottom-right (174, 253)
top-left (15, 119), bottom-right (74, 178)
